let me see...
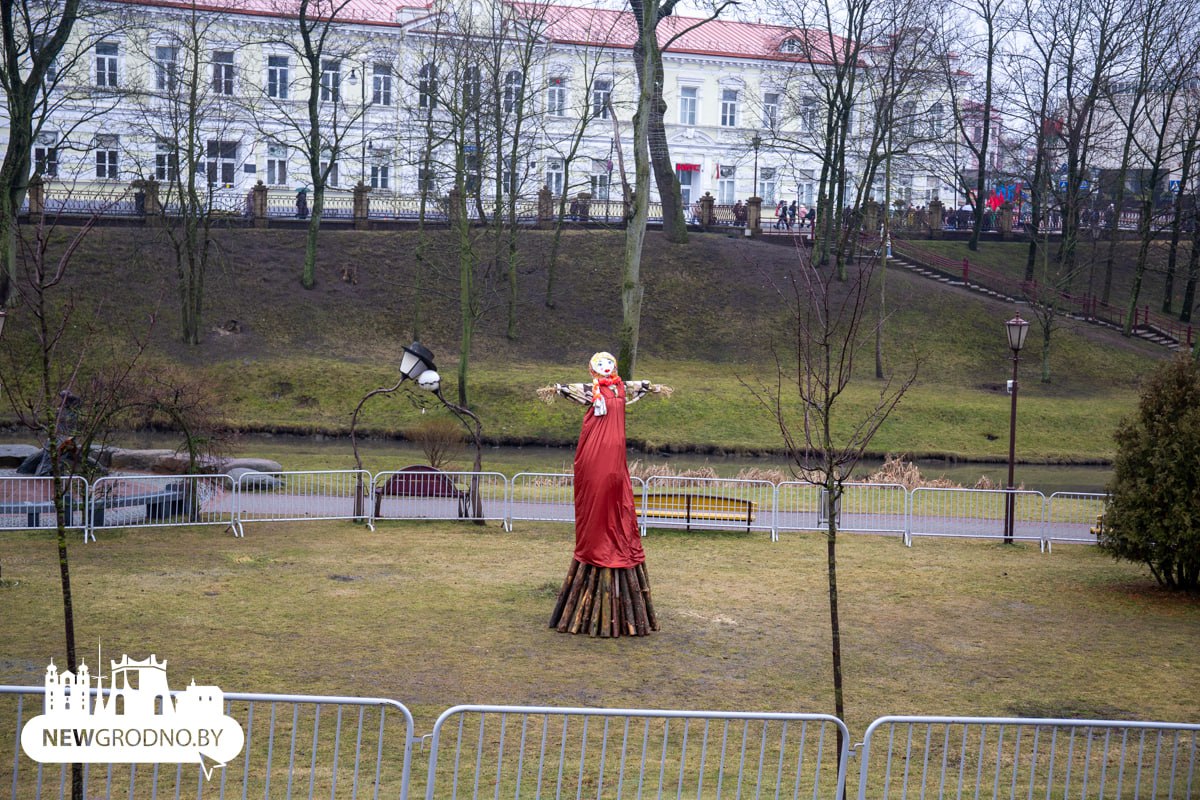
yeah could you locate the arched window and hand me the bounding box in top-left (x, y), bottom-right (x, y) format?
top-left (503, 70), bottom-right (523, 113)
top-left (419, 62), bottom-right (437, 110)
top-left (929, 102), bottom-right (944, 137)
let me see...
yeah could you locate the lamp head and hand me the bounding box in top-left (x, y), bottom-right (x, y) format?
top-left (399, 342), bottom-right (436, 381)
top-left (417, 370), bottom-right (441, 392)
top-left (1005, 313), bottom-right (1029, 352)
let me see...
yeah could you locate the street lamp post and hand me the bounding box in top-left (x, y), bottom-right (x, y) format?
top-left (347, 64), bottom-right (367, 183)
top-left (1004, 312), bottom-right (1029, 544)
top-left (751, 134), bottom-right (762, 199)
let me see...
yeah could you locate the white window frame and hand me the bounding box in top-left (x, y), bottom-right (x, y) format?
top-left (372, 63), bottom-right (392, 106)
top-left (154, 45), bottom-right (179, 93)
top-left (418, 62), bottom-right (437, 110)
top-left (547, 77), bottom-right (566, 117)
top-left (545, 158), bottom-right (564, 196)
top-left (720, 88), bottom-right (738, 127)
top-left (679, 86), bottom-right (697, 126)
top-left (371, 163), bottom-right (389, 189)
top-left (205, 139), bottom-right (238, 187)
top-left (763, 92), bottom-right (779, 130)
top-left (155, 138), bottom-right (178, 181)
top-left (717, 164), bottom-right (736, 204)
top-left (95, 41), bottom-right (118, 88)
top-left (266, 144), bottom-right (288, 186)
top-left (320, 59), bottom-right (342, 103)
top-left (759, 167), bottom-right (777, 205)
top-left (95, 135), bottom-right (119, 179)
top-left (592, 78), bottom-right (611, 119)
top-left (212, 50), bottom-right (235, 96)
top-left (503, 70), bottom-right (523, 113)
top-left (267, 54), bottom-right (289, 99)
top-left (33, 132), bottom-right (59, 178)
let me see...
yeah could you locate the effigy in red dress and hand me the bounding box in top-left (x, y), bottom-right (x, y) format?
top-left (544, 353), bottom-right (662, 637)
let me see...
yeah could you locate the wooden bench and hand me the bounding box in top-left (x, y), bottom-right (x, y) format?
top-left (636, 493), bottom-right (756, 531)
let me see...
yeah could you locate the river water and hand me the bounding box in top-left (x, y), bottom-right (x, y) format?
top-left (1, 431), bottom-right (1111, 494)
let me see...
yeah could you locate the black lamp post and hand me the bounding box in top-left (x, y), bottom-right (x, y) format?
top-left (347, 64), bottom-right (367, 183)
top-left (751, 134), bottom-right (762, 199)
top-left (1004, 312), bottom-right (1029, 543)
top-left (0, 308), bottom-right (6, 339)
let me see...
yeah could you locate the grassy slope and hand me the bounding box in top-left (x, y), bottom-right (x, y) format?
top-left (1, 224), bottom-right (1170, 462)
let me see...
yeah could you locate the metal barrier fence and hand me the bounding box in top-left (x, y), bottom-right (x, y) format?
top-left (9, 689), bottom-right (1191, 800)
top-left (855, 715), bottom-right (1198, 800)
top-left (640, 476), bottom-right (776, 537)
top-left (424, 705), bottom-right (849, 800)
top-left (0, 686), bottom-right (415, 800)
top-left (1045, 492), bottom-right (1106, 549)
top-left (234, 470), bottom-right (373, 536)
top-left (0, 475), bottom-right (88, 535)
top-left (907, 488), bottom-right (1047, 548)
top-left (89, 474), bottom-right (236, 542)
top-left (372, 470), bottom-right (508, 527)
top-left (0, 471), bottom-right (1110, 549)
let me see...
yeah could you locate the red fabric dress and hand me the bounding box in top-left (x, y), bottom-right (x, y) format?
top-left (573, 385), bottom-right (645, 568)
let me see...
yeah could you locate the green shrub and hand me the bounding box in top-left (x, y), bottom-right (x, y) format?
top-left (1100, 357), bottom-right (1200, 591)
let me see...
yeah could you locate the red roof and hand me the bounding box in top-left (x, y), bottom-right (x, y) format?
top-left (109, 0), bottom-right (843, 61)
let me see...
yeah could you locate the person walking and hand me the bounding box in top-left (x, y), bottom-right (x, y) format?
top-left (788, 200), bottom-right (798, 231)
top-left (775, 200), bottom-right (786, 229)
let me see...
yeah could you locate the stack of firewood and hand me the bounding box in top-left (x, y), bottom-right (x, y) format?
top-left (549, 559), bottom-right (659, 636)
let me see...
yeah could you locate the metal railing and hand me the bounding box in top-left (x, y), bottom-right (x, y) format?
top-left (907, 487), bottom-right (1047, 547)
top-left (1, 686), bottom-right (415, 800)
top-left (0, 470), bottom-right (1111, 550)
top-left (855, 715), bottom-right (1198, 800)
top-left (424, 705), bottom-right (849, 800)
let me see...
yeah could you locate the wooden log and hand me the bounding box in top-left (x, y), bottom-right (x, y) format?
top-left (549, 558), bottom-right (581, 629)
top-left (569, 566), bottom-right (597, 634)
top-left (610, 571), bottom-right (621, 637)
top-left (588, 571), bottom-right (603, 637)
top-left (636, 562), bottom-right (659, 631)
top-left (618, 569), bottom-right (637, 635)
top-left (598, 568), bottom-right (612, 638)
top-left (627, 565), bottom-right (650, 635)
top-left (557, 561), bottom-right (590, 632)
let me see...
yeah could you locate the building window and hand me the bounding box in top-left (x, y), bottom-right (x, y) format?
top-left (320, 158), bottom-right (339, 188)
top-left (679, 86), bottom-right (697, 126)
top-left (800, 96), bottom-right (818, 132)
top-left (676, 167), bottom-right (693, 207)
top-left (205, 140), bottom-right (238, 186)
top-left (320, 59), bottom-right (341, 102)
top-left (95, 41), bottom-right (118, 87)
top-left (372, 63), bottom-right (392, 106)
top-left (592, 79), bottom-right (611, 119)
top-left (720, 89), bottom-right (738, 127)
top-left (33, 134), bottom-right (58, 177)
top-left (462, 65), bottom-right (481, 107)
top-left (781, 38), bottom-right (802, 54)
top-left (547, 77), bottom-right (566, 117)
top-left (371, 164), bottom-right (389, 189)
top-left (900, 100), bottom-right (917, 138)
top-left (95, 135), bottom-right (119, 179)
top-left (212, 51), bottom-right (234, 96)
top-left (34, 36), bottom-right (58, 85)
top-left (591, 158), bottom-right (611, 200)
top-left (763, 92), bottom-right (779, 130)
top-left (418, 167), bottom-right (436, 193)
top-left (418, 63), bottom-right (437, 110)
top-left (503, 70), bottom-right (522, 113)
top-left (464, 152), bottom-right (480, 194)
top-left (929, 102), bottom-right (944, 137)
top-left (267, 55), bottom-right (289, 99)
top-left (545, 158), bottom-right (564, 196)
top-left (155, 139), bottom-right (178, 181)
top-left (266, 144), bottom-right (287, 185)
top-left (759, 167), bottom-right (777, 205)
top-left (717, 164), bottom-right (736, 204)
top-left (154, 45), bottom-right (179, 93)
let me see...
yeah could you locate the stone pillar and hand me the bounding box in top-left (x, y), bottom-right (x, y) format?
top-left (353, 181), bottom-right (371, 230)
top-left (577, 192), bottom-right (592, 222)
top-left (448, 188), bottom-right (464, 226)
top-left (252, 181), bottom-right (268, 227)
top-left (747, 196), bottom-right (763, 235)
top-left (999, 201), bottom-right (1014, 239)
top-left (27, 174), bottom-right (44, 218)
top-left (142, 178), bottom-right (161, 216)
top-left (928, 199), bottom-right (944, 239)
top-left (537, 185), bottom-right (554, 228)
top-left (699, 192), bottom-right (715, 227)
top-left (863, 200), bottom-right (879, 235)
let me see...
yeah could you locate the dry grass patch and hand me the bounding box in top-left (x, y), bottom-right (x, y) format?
top-left (1, 521), bottom-right (1196, 738)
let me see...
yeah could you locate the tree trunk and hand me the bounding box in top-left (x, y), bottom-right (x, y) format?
top-left (645, 45), bottom-right (687, 244)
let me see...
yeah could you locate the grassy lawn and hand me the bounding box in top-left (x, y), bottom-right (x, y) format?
top-left (2, 520), bottom-right (1196, 737)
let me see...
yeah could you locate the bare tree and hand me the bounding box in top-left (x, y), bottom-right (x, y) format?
top-left (0, 0), bottom-right (127, 309)
top-left (127, 3), bottom-right (239, 344)
top-left (243, 0), bottom-right (370, 289)
top-left (748, 252), bottom-right (916, 731)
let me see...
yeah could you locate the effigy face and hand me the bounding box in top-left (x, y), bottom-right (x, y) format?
top-left (589, 352), bottom-right (616, 378)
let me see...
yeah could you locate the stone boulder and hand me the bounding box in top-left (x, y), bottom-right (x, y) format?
top-left (0, 444), bottom-right (42, 468)
top-left (108, 448), bottom-right (177, 471)
top-left (222, 457), bottom-right (284, 473)
top-left (228, 466), bottom-right (283, 491)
